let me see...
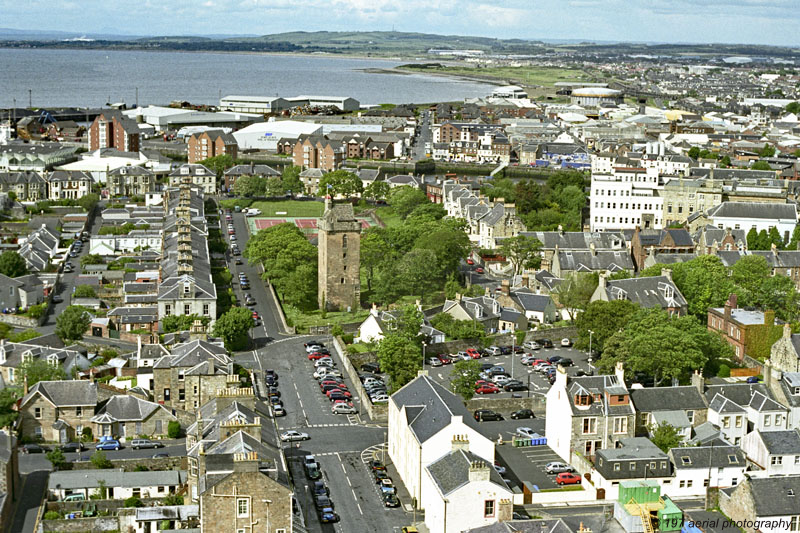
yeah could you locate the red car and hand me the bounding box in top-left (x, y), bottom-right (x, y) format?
top-left (320, 380), bottom-right (345, 389)
top-left (252, 311), bottom-right (259, 319)
top-left (475, 385), bottom-right (500, 395)
top-left (436, 354), bottom-right (452, 364)
top-left (466, 348), bottom-right (481, 359)
top-left (474, 380), bottom-right (493, 388)
top-left (466, 258), bottom-right (474, 265)
top-left (556, 473), bottom-right (582, 485)
top-left (326, 388), bottom-right (352, 399)
top-left (308, 352), bottom-right (329, 360)
top-left (475, 267), bottom-right (484, 274)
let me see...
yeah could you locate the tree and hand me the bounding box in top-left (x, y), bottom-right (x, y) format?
top-left (73, 285), bottom-right (96, 299)
top-left (163, 493), bottom-right (184, 506)
top-left (167, 421), bottom-right (181, 439)
top-left (747, 227), bottom-right (764, 250)
top-left (264, 176), bottom-right (286, 197)
top-left (451, 360), bottom-right (482, 401)
top-left (499, 235), bottom-right (543, 276)
top-left (46, 448), bottom-right (68, 471)
top-left (318, 169), bottom-right (363, 198)
top-left (377, 334), bottom-right (422, 392)
top-left (789, 224), bottom-right (800, 250)
top-left (80, 254), bottom-right (104, 267)
top-left (786, 101), bottom-right (800, 114)
top-left (768, 226), bottom-right (785, 248)
top-left (396, 249), bottom-right (442, 300)
top-left (234, 175), bottom-right (267, 197)
top-left (755, 275), bottom-right (800, 321)
top-left (18, 359), bottom-right (67, 387)
top-left (731, 255), bottom-right (771, 302)
top-left (0, 387), bottom-right (20, 428)
top-left (77, 193), bottom-right (100, 212)
top-left (90, 450), bottom-right (113, 469)
top-left (387, 186), bottom-right (429, 219)
top-left (398, 304), bottom-right (424, 343)
top-left (406, 202), bottom-right (447, 223)
top-left (649, 423), bottom-right (685, 453)
top-left (556, 274), bottom-right (598, 321)
top-left (575, 299), bottom-right (638, 353)
top-left (198, 154), bottom-right (234, 177)
top-left (687, 147), bottom-right (700, 160)
top-left (0, 250), bottom-right (27, 278)
top-left (212, 307), bottom-right (254, 351)
top-left (720, 155), bottom-right (731, 167)
top-left (161, 314), bottom-right (207, 333)
top-left (364, 180), bottom-right (390, 202)
top-left (759, 144), bottom-right (776, 158)
top-left (55, 305), bottom-right (92, 342)
top-left (670, 255), bottom-right (736, 318)
top-left (360, 228), bottom-right (392, 291)
top-left (280, 262), bottom-right (318, 311)
top-left (281, 165), bottom-right (303, 194)
top-left (124, 496), bottom-right (144, 508)
top-left (751, 161), bottom-right (772, 171)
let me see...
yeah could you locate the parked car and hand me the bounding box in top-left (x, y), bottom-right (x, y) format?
top-left (308, 352), bottom-right (330, 361)
top-left (539, 338), bottom-right (554, 348)
top-left (522, 341), bottom-right (540, 350)
top-left (152, 452), bottom-right (169, 459)
top-left (306, 463), bottom-right (321, 480)
top-left (561, 338), bottom-right (573, 347)
top-left (492, 375), bottom-right (512, 386)
top-left (436, 354), bottom-right (452, 364)
top-left (510, 409), bottom-right (534, 420)
top-left (360, 362), bottom-right (381, 373)
top-left (746, 376), bottom-right (761, 383)
top-left (313, 481), bottom-right (329, 497)
top-left (332, 403), bottom-right (357, 414)
top-left (22, 443), bottom-right (47, 454)
top-left (374, 470), bottom-right (390, 483)
top-left (370, 460), bottom-right (386, 472)
top-left (473, 409), bottom-right (503, 422)
top-left (320, 507), bottom-right (340, 523)
top-left (503, 380), bottom-right (527, 391)
top-left (475, 384), bottom-right (500, 395)
top-left (426, 357), bottom-right (443, 367)
top-left (60, 442), bottom-right (83, 453)
top-left (547, 355), bottom-right (563, 365)
top-left (131, 439), bottom-right (164, 450)
top-left (95, 439), bottom-right (122, 451)
top-left (466, 258), bottom-right (474, 265)
top-left (62, 494), bottom-right (86, 502)
top-left (556, 472), bottom-right (582, 485)
top-left (280, 430), bottom-right (310, 442)
top-left (558, 358), bottom-right (573, 367)
top-left (466, 348), bottom-right (482, 359)
top-left (485, 346), bottom-right (502, 356)
top-left (52, 295), bottom-right (63, 303)
top-left (379, 479), bottom-right (397, 495)
top-left (314, 495), bottom-right (333, 510)
top-left (272, 404), bottom-right (286, 417)
top-left (516, 427), bottom-right (537, 438)
top-left (383, 493), bottom-right (401, 507)
top-left (546, 461), bottom-right (575, 474)
top-left (475, 267), bottom-right (484, 274)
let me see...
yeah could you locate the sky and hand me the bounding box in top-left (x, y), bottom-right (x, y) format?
top-left (2, 0), bottom-right (799, 47)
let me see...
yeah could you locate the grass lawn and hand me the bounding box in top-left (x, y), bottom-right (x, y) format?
top-left (375, 206), bottom-right (402, 228)
top-left (347, 343), bottom-right (374, 354)
top-left (399, 64), bottom-right (591, 88)
top-left (539, 485), bottom-right (585, 492)
top-left (284, 304), bottom-right (370, 332)
top-left (250, 200), bottom-right (324, 217)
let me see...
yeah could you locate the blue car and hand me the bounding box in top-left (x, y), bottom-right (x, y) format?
top-left (746, 376), bottom-right (761, 384)
top-left (95, 439), bottom-right (122, 451)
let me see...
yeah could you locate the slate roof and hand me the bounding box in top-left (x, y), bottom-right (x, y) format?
top-left (704, 383), bottom-right (775, 407)
top-left (603, 275), bottom-right (687, 311)
top-left (512, 292), bottom-right (553, 313)
top-left (669, 445), bottom-right (745, 469)
top-left (224, 164), bottom-right (280, 177)
top-left (597, 437), bottom-right (665, 460)
top-left (48, 469), bottom-right (185, 490)
top-left (91, 395), bottom-right (172, 423)
top-left (567, 375), bottom-right (634, 416)
top-left (716, 250), bottom-right (800, 269)
top-left (390, 375), bottom-right (483, 444)
top-left (557, 250), bottom-right (634, 273)
top-left (464, 519), bottom-right (572, 533)
top-left (21, 380), bottom-right (98, 408)
top-left (631, 386), bottom-right (707, 412)
top-left (522, 231), bottom-right (626, 251)
top-left (708, 394), bottom-right (746, 414)
top-left (636, 228), bottom-right (694, 247)
top-left (426, 449), bottom-right (508, 496)
top-left (742, 476), bottom-right (800, 517)
top-left (707, 201), bottom-right (797, 221)
top-left (758, 429), bottom-right (800, 455)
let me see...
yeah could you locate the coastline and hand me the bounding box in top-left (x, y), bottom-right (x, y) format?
top-left (358, 66), bottom-right (501, 86)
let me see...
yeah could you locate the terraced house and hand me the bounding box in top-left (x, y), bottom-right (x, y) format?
top-left (0, 170), bottom-right (48, 201)
top-left (46, 170), bottom-right (93, 200)
top-left (107, 165), bottom-right (156, 197)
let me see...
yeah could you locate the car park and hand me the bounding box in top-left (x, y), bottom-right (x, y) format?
top-left (360, 362), bottom-right (381, 373)
top-left (510, 409), bottom-right (534, 420)
top-left (556, 472), bottom-right (582, 485)
top-left (561, 338), bottom-right (573, 347)
top-left (473, 409), bottom-right (503, 422)
top-left (280, 430), bottom-right (310, 442)
top-left (523, 341), bottom-right (540, 350)
top-left (516, 427), bottom-right (537, 438)
top-left (332, 403), bottom-right (357, 414)
top-left (314, 367), bottom-right (341, 379)
top-left (371, 394), bottom-right (389, 403)
top-left (436, 354), bottom-right (452, 364)
top-left (503, 380), bottom-right (527, 392)
top-left (492, 375), bottom-right (512, 386)
top-left (370, 460), bottom-right (386, 472)
top-left (545, 461), bottom-right (575, 474)
top-left (456, 352), bottom-right (471, 361)
top-left (427, 357), bottom-right (443, 367)
top-left (475, 384), bottom-right (500, 394)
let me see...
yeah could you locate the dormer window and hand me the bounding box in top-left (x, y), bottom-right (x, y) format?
top-left (575, 394), bottom-right (591, 406)
top-left (47, 354), bottom-right (58, 367)
top-left (681, 456), bottom-right (691, 465)
top-left (728, 455), bottom-right (738, 464)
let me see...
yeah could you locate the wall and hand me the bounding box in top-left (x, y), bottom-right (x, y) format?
top-left (72, 455), bottom-right (186, 472)
top-left (464, 395), bottom-right (546, 416)
top-left (333, 336), bottom-right (387, 422)
top-left (0, 313), bottom-right (39, 329)
top-left (41, 517), bottom-right (119, 532)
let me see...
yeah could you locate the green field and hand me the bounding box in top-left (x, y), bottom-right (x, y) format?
top-left (284, 304), bottom-right (370, 331)
top-left (249, 200), bottom-right (324, 217)
top-left (399, 64), bottom-right (592, 88)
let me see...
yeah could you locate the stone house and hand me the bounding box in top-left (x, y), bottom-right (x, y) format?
top-left (222, 163), bottom-right (280, 192)
top-left (719, 475), bottom-right (800, 533)
top-left (18, 380), bottom-right (123, 443)
top-left (298, 167), bottom-right (325, 195)
top-left (630, 379), bottom-right (708, 438)
top-left (90, 394), bottom-right (178, 440)
top-left (666, 445), bottom-right (746, 499)
top-left (768, 323), bottom-right (800, 374)
top-left (0, 340), bottom-right (90, 391)
top-left (152, 339), bottom-right (234, 411)
top-left (167, 164), bottom-right (217, 195)
top-left (708, 294), bottom-right (780, 361)
top-left (521, 230), bottom-right (627, 273)
top-left (545, 364), bottom-right (636, 461)
top-left (440, 295), bottom-right (502, 333)
top-left (694, 225), bottom-right (747, 254)
top-left (630, 227), bottom-right (695, 271)
top-left (592, 270), bottom-right (688, 316)
top-left (0, 273), bottom-right (44, 311)
top-left (48, 469), bottom-right (185, 501)
top-left (357, 305), bottom-right (445, 344)
top-left (107, 166), bottom-right (156, 197)
top-left (550, 246), bottom-right (635, 278)
top-left (46, 170), bottom-right (93, 201)
top-left (187, 129), bottom-right (238, 164)
top-left (476, 202), bottom-right (527, 250)
top-left (716, 248), bottom-right (800, 291)
top-left (0, 171), bottom-right (48, 201)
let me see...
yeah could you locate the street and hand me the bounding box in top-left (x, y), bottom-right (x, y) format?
top-left (411, 110), bottom-right (433, 161)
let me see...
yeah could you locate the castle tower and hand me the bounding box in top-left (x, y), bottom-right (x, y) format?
top-left (318, 201), bottom-right (361, 311)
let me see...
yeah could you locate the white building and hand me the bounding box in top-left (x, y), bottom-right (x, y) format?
top-left (491, 86), bottom-right (527, 99)
top-left (666, 445), bottom-right (746, 499)
top-left (89, 231), bottom-right (163, 255)
top-left (219, 95), bottom-right (292, 114)
top-left (741, 429), bottom-right (800, 477)
top-left (167, 164), bottom-right (217, 195)
top-left (232, 120), bottom-right (323, 151)
top-left (590, 167), bottom-right (665, 231)
top-left (48, 470), bottom-right (185, 500)
top-left (706, 202), bottom-right (798, 243)
top-left (285, 95), bottom-right (360, 111)
top-left (388, 374), bottom-right (495, 511)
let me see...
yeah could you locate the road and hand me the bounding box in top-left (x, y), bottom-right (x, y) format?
top-left (18, 440), bottom-right (187, 474)
top-left (411, 110), bottom-right (433, 161)
top-left (226, 211), bottom-right (410, 532)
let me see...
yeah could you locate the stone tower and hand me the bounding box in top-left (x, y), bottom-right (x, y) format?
top-left (318, 200), bottom-right (361, 311)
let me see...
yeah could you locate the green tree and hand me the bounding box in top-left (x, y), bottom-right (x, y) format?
top-left (80, 254), bottom-right (104, 267)
top-left (280, 262), bottom-right (318, 311)
top-left (0, 250), bottom-right (28, 278)
top-left (161, 314), bottom-right (207, 333)
top-left (281, 165), bottom-right (303, 194)
top-left (451, 359), bottom-right (482, 401)
top-left (212, 307), bottom-right (254, 351)
top-left (789, 224), bottom-right (800, 250)
top-left (0, 387), bottom-right (21, 428)
top-left (556, 273), bottom-right (599, 321)
top-left (10, 328), bottom-right (41, 343)
top-left (360, 228), bottom-right (392, 291)
top-left (18, 359), bottom-right (67, 387)
top-left (364, 180), bottom-right (391, 202)
top-left (318, 169), bottom-right (363, 198)
top-left (73, 285), bottom-right (96, 299)
top-left (377, 334), bottom-right (422, 392)
top-left (768, 226), bottom-right (785, 248)
top-left (396, 249), bottom-right (442, 300)
top-left (387, 186), bottom-right (429, 219)
top-left (234, 175), bottom-right (267, 197)
top-left (755, 275), bottom-right (800, 321)
top-left (406, 202), bottom-right (447, 223)
top-left (91, 450), bottom-right (113, 469)
top-left (751, 161), bottom-right (772, 171)
top-left (575, 299), bottom-right (638, 353)
top-left (46, 448), bottom-right (68, 471)
top-left (649, 423), bottom-right (685, 453)
top-left (720, 155), bottom-right (731, 167)
top-left (670, 255), bottom-right (736, 318)
top-left (124, 496), bottom-right (144, 508)
top-left (198, 154), bottom-right (235, 177)
top-left (398, 304), bottom-right (424, 343)
top-left (499, 235), bottom-right (543, 276)
top-left (731, 255), bottom-right (771, 302)
top-left (687, 146), bottom-right (700, 160)
top-left (264, 176), bottom-right (286, 197)
top-left (413, 219), bottom-right (471, 280)
top-left (77, 193), bottom-right (100, 212)
top-left (759, 144), bottom-right (776, 158)
top-left (55, 305), bottom-right (92, 342)
top-left (167, 421), bottom-right (181, 439)
top-left (786, 101), bottom-right (800, 114)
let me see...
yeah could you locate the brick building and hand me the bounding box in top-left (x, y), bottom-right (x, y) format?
top-left (707, 294), bottom-right (780, 361)
top-left (88, 111), bottom-right (140, 153)
top-left (318, 201), bottom-right (361, 311)
top-left (293, 137), bottom-right (343, 171)
top-left (187, 130), bottom-right (238, 164)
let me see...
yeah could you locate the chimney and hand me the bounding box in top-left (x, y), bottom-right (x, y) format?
top-left (772, 242), bottom-right (778, 255)
top-left (783, 322), bottom-right (792, 339)
top-left (614, 361), bottom-right (625, 384)
top-left (455, 293), bottom-right (462, 302)
top-left (691, 369), bottom-right (704, 394)
top-left (501, 279), bottom-right (510, 296)
top-left (468, 460), bottom-right (491, 482)
top-left (232, 451), bottom-right (260, 473)
top-left (661, 268), bottom-right (672, 282)
top-left (558, 224), bottom-right (564, 235)
top-left (598, 271), bottom-right (607, 290)
top-left (724, 295), bottom-right (733, 320)
top-left (137, 335), bottom-right (142, 359)
top-left (23, 375), bottom-right (28, 395)
top-left (555, 365), bottom-right (568, 388)
top-left (497, 499), bottom-right (513, 522)
top-left (416, 299), bottom-right (422, 312)
top-left (451, 435), bottom-right (470, 453)
top-left (371, 303), bottom-right (379, 317)
top-left (589, 242), bottom-right (597, 256)
top-left (763, 358), bottom-right (773, 389)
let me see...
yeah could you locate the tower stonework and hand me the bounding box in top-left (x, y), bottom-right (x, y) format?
top-left (318, 201), bottom-right (361, 311)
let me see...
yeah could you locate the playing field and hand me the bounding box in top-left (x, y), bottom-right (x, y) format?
top-left (247, 215), bottom-right (377, 239)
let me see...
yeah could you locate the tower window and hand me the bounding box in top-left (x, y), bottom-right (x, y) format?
top-left (342, 234), bottom-right (348, 248)
top-left (341, 278), bottom-right (345, 284)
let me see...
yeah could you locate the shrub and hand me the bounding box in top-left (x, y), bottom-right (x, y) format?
top-left (134, 464), bottom-right (149, 472)
top-left (9, 329), bottom-right (41, 342)
top-left (44, 511), bottom-right (62, 520)
top-left (331, 324), bottom-right (345, 337)
top-left (163, 493), bottom-right (184, 506)
top-left (124, 496), bottom-right (144, 508)
top-left (81, 427), bottom-right (93, 442)
top-left (26, 303), bottom-right (47, 320)
top-left (90, 450), bottom-right (113, 469)
top-left (341, 333), bottom-right (355, 344)
top-left (167, 421), bottom-right (181, 439)
top-left (718, 364), bottom-right (731, 378)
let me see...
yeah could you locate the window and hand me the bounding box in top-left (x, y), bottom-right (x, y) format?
top-left (629, 462), bottom-right (636, 471)
top-left (165, 304), bottom-right (171, 316)
top-left (704, 478), bottom-right (710, 487)
top-left (178, 371), bottom-right (185, 382)
top-left (203, 304), bottom-right (209, 316)
top-left (76, 406), bottom-right (82, 417)
top-left (687, 480), bottom-right (693, 488)
top-left (735, 416), bottom-right (743, 428)
top-left (184, 304), bottom-right (190, 315)
top-left (179, 389), bottom-right (185, 401)
top-left (164, 388), bottom-right (171, 401)
top-left (775, 414), bottom-right (783, 426)
top-left (795, 456), bottom-right (800, 465)
top-left (764, 414), bottom-right (771, 427)
top-left (237, 498), bottom-right (249, 517)
top-left (484, 500), bottom-right (495, 517)
top-left (772, 456), bottom-right (783, 466)
top-left (614, 463), bottom-right (621, 471)
top-left (679, 480), bottom-right (686, 488)
top-left (34, 407), bottom-right (42, 419)
top-left (582, 417), bottom-right (597, 434)
top-left (681, 456), bottom-right (691, 465)
top-left (722, 416), bottom-right (730, 429)
top-left (686, 410), bottom-right (694, 424)
top-left (613, 417), bottom-right (628, 434)
top-left (731, 478), bottom-right (738, 486)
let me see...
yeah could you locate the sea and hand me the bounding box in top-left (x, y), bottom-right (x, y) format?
top-left (0, 48), bottom-right (496, 109)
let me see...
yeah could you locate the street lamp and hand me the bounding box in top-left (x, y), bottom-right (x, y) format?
top-left (422, 341), bottom-right (427, 370)
top-left (588, 330), bottom-right (594, 364)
